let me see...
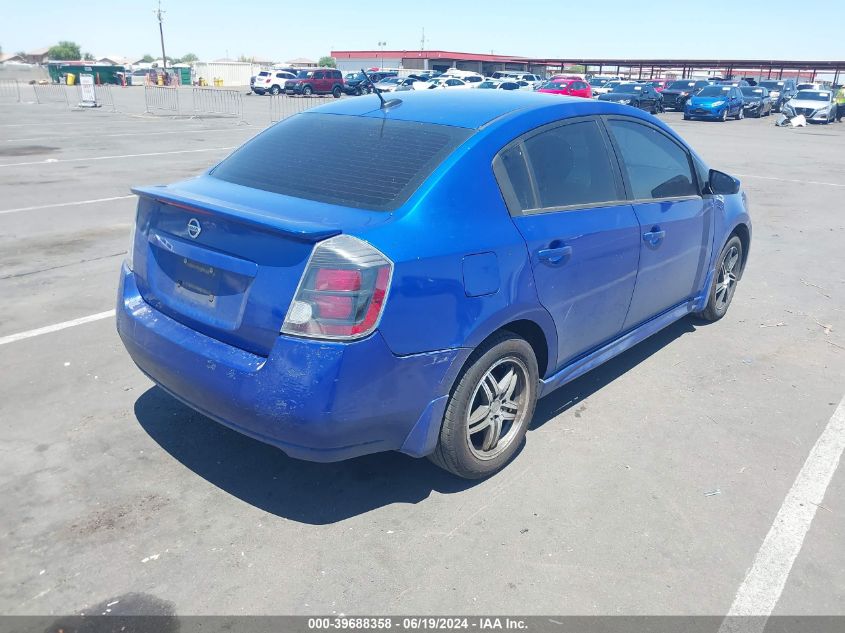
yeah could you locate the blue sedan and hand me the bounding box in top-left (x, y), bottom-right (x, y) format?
top-left (117, 90), bottom-right (751, 479)
top-left (684, 84), bottom-right (746, 121)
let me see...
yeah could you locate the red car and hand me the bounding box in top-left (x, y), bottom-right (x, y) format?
top-left (537, 78), bottom-right (592, 98)
top-left (284, 68), bottom-right (345, 98)
top-left (646, 79), bottom-right (671, 92)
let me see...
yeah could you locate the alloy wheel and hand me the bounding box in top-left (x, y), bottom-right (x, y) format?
top-left (715, 245), bottom-right (740, 311)
top-left (465, 357), bottom-right (530, 460)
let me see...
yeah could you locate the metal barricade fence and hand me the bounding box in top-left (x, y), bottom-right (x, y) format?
top-left (33, 83), bottom-right (69, 106)
top-left (269, 95), bottom-right (326, 123)
top-left (94, 84), bottom-right (117, 112)
top-left (191, 87), bottom-right (243, 121)
top-left (0, 79), bottom-right (21, 102)
top-left (144, 85), bottom-right (180, 113)
top-left (75, 83), bottom-right (117, 111)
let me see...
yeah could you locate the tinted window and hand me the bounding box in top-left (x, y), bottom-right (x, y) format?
top-left (498, 145), bottom-right (534, 211)
top-left (499, 120), bottom-right (620, 213)
top-left (211, 113), bottom-right (473, 211)
top-left (607, 120), bottom-right (697, 200)
top-left (697, 86), bottom-right (731, 97)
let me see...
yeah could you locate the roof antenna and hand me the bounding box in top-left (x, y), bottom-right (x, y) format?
top-left (361, 68), bottom-right (402, 110)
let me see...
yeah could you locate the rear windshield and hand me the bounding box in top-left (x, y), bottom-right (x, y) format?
top-left (210, 113), bottom-right (473, 211)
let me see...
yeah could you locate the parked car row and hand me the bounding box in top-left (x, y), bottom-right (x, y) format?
top-left (248, 68), bottom-right (839, 125)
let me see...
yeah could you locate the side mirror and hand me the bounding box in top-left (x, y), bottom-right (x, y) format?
top-left (707, 169), bottom-right (740, 195)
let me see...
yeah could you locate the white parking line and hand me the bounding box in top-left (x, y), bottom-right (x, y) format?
top-left (0, 146), bottom-right (235, 168)
top-left (0, 195), bottom-right (136, 216)
top-left (719, 394), bottom-right (845, 633)
top-left (735, 173), bottom-right (845, 188)
top-left (0, 310), bottom-right (116, 346)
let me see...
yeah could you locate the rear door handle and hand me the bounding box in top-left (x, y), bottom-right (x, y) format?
top-left (643, 228), bottom-right (666, 247)
top-left (538, 245), bottom-right (572, 266)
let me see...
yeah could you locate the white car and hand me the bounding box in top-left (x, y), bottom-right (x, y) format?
top-left (592, 79), bottom-right (624, 96)
top-left (393, 77), bottom-right (429, 91)
top-left (795, 82), bottom-right (821, 91)
top-left (461, 74), bottom-right (484, 87)
top-left (253, 70), bottom-right (296, 95)
top-left (373, 76), bottom-right (406, 92)
top-left (476, 79), bottom-right (521, 91)
top-left (427, 77), bottom-right (470, 90)
top-left (505, 72), bottom-right (543, 88)
top-left (781, 89), bottom-right (837, 123)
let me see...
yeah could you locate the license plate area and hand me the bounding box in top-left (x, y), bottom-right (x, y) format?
top-left (146, 232), bottom-right (257, 331)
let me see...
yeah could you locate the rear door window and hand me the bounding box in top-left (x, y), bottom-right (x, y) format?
top-left (211, 113), bottom-right (473, 211)
top-left (495, 119), bottom-right (622, 214)
top-left (606, 119), bottom-right (698, 200)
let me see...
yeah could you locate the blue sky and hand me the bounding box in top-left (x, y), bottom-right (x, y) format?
top-left (2, 0), bottom-right (842, 62)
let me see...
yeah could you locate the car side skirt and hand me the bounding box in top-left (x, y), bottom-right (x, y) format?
top-left (538, 298), bottom-right (699, 398)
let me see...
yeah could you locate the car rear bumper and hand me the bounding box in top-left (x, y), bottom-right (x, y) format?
top-left (117, 265), bottom-right (468, 462)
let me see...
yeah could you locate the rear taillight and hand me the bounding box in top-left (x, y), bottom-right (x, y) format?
top-left (282, 235), bottom-right (393, 340)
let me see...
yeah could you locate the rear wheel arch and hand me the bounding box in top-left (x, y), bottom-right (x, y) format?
top-left (500, 320), bottom-right (549, 379)
top-left (456, 317), bottom-right (553, 388)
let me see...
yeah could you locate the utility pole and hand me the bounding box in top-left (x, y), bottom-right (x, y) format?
top-left (420, 28), bottom-right (426, 52)
top-left (377, 41), bottom-right (386, 70)
top-left (155, 0), bottom-right (167, 69)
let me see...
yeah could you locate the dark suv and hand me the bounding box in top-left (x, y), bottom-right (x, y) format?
top-left (661, 80), bottom-right (711, 110)
top-left (343, 71), bottom-right (397, 95)
top-left (758, 79), bottom-right (798, 112)
top-left (285, 68), bottom-right (344, 98)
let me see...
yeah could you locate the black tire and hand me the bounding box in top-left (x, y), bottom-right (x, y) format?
top-left (683, 114), bottom-right (691, 120)
top-left (270, 85), bottom-right (281, 96)
top-left (429, 332), bottom-right (539, 479)
top-left (735, 107), bottom-right (744, 120)
top-left (354, 86), bottom-right (362, 96)
top-left (302, 85), bottom-right (313, 96)
top-left (697, 236), bottom-right (743, 322)
top-left (719, 108), bottom-right (728, 122)
top-left (332, 85), bottom-right (342, 99)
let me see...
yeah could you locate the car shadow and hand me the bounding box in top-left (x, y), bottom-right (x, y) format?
top-left (134, 316), bottom-right (698, 525)
top-left (530, 316), bottom-right (697, 428)
top-left (134, 387), bottom-right (475, 525)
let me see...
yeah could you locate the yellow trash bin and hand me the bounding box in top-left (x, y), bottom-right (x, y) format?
top-left (157, 75), bottom-right (164, 86)
top-left (66, 73), bottom-right (76, 86)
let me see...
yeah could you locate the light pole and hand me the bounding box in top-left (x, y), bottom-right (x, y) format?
top-left (155, 0), bottom-right (167, 70)
top-left (377, 41), bottom-right (386, 70)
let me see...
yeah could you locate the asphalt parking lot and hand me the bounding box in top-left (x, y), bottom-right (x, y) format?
top-left (1, 87), bottom-right (843, 618)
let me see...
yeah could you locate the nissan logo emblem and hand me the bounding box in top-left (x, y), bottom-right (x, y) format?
top-left (187, 218), bottom-right (202, 239)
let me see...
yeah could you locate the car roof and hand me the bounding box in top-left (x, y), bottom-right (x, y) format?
top-left (302, 89), bottom-right (636, 129)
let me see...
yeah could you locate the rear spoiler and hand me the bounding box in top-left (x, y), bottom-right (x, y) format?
top-left (131, 185), bottom-right (342, 243)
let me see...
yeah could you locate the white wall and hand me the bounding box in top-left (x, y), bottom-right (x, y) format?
top-left (193, 62), bottom-right (262, 86)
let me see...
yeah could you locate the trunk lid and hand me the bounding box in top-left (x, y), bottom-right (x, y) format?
top-left (130, 177), bottom-right (390, 356)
